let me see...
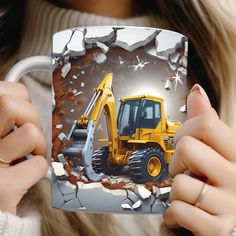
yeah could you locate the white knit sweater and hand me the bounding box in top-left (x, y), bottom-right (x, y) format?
top-left (1, 0), bottom-right (163, 235)
top-left (0, 211), bottom-right (41, 236)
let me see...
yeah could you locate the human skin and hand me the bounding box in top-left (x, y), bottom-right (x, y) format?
top-left (0, 82), bottom-right (48, 215)
top-left (63, 0), bottom-right (136, 18)
top-left (164, 84), bottom-right (236, 235)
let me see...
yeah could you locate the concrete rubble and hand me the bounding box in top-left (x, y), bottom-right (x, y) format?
top-left (135, 185), bottom-right (152, 200)
top-left (84, 27), bottom-right (114, 43)
top-left (132, 200), bottom-right (142, 209)
top-left (156, 30), bottom-right (186, 57)
top-left (61, 62), bottom-right (71, 78)
top-left (96, 41), bottom-right (110, 54)
top-left (57, 154), bottom-right (65, 165)
top-left (58, 132), bottom-right (68, 144)
top-left (118, 56), bottom-right (124, 64)
top-left (143, 30), bottom-right (187, 92)
top-left (165, 79), bottom-right (172, 91)
top-left (177, 66), bottom-right (187, 76)
top-left (53, 27), bottom-right (187, 95)
top-left (56, 124), bottom-right (63, 129)
top-left (52, 26), bottom-right (187, 213)
top-left (114, 28), bottom-right (157, 51)
top-left (180, 104), bottom-right (186, 113)
top-left (74, 91), bottom-right (83, 96)
top-left (66, 29), bottom-right (85, 57)
top-left (165, 73), bottom-right (184, 92)
top-left (170, 52), bottom-right (180, 65)
top-left (152, 186), bottom-right (161, 198)
top-left (144, 43), bottom-right (164, 59)
top-left (93, 52), bottom-right (107, 64)
top-left (52, 162), bottom-right (171, 213)
top-left (72, 89), bottom-right (78, 94)
top-left (52, 162), bottom-right (67, 177)
top-left (184, 41), bottom-right (188, 57)
top-left (159, 187), bottom-right (171, 200)
top-left (53, 29), bottom-right (73, 56)
top-left (53, 29), bottom-right (86, 57)
top-left (121, 203), bottom-right (133, 210)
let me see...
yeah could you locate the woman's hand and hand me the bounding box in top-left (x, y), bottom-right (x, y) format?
top-left (164, 84), bottom-right (236, 236)
top-left (0, 81), bottom-right (48, 215)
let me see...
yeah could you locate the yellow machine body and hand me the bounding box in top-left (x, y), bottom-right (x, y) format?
top-left (74, 73), bottom-right (181, 182)
top-left (100, 95), bottom-right (181, 165)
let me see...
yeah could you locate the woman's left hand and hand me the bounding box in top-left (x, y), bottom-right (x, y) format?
top-left (163, 84), bottom-right (236, 236)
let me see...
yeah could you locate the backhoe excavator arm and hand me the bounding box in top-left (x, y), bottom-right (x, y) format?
top-left (62, 73), bottom-right (118, 181)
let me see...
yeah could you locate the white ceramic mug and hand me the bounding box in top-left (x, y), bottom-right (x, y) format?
top-left (5, 26), bottom-right (188, 214)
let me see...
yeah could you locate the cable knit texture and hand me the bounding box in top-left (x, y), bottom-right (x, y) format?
top-left (0, 211), bottom-right (41, 236)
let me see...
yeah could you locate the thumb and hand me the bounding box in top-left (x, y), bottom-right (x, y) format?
top-left (187, 84), bottom-right (219, 120)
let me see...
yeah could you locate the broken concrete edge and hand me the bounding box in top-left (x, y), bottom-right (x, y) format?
top-left (53, 26), bottom-right (187, 63)
top-left (84, 27), bottom-right (115, 44)
top-left (52, 169), bottom-right (172, 197)
top-left (156, 30), bottom-right (188, 56)
top-left (114, 28), bottom-right (158, 52)
top-left (64, 30), bottom-right (86, 57)
top-left (53, 28), bottom-right (86, 57)
top-left (53, 26), bottom-right (114, 58)
top-left (52, 170), bottom-right (171, 212)
top-left (96, 42), bottom-right (110, 54)
top-left (52, 182), bottom-right (165, 213)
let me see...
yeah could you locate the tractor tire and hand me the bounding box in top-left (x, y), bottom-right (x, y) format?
top-left (128, 148), bottom-right (167, 183)
top-left (92, 146), bottom-right (124, 176)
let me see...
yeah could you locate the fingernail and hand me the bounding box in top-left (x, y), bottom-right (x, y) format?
top-left (190, 84), bottom-right (211, 104)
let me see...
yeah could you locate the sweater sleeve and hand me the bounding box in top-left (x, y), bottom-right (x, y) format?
top-left (0, 211), bottom-right (41, 236)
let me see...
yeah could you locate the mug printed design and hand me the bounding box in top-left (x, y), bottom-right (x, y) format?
top-left (52, 26), bottom-right (188, 213)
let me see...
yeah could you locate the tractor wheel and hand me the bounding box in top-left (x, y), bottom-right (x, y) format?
top-left (92, 146), bottom-right (124, 176)
top-left (128, 148), bottom-right (167, 183)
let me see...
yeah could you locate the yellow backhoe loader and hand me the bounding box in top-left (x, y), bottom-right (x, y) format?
top-left (62, 73), bottom-right (181, 183)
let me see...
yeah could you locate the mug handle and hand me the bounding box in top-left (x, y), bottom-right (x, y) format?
top-left (5, 56), bottom-right (52, 82)
top-left (4, 55), bottom-right (53, 180)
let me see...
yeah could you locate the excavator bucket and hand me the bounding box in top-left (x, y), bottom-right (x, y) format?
top-left (62, 128), bottom-right (87, 167)
top-left (63, 120), bottom-right (104, 181)
top-left (62, 73), bottom-right (114, 182)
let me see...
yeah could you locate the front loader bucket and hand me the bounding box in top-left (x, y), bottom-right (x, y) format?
top-left (63, 120), bottom-right (103, 182)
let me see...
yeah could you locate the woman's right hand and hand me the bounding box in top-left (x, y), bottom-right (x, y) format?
top-left (0, 81), bottom-right (48, 215)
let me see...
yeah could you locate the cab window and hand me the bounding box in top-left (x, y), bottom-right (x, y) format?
top-left (140, 100), bottom-right (161, 128)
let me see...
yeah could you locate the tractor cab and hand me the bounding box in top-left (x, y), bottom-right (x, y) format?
top-left (117, 95), bottom-right (163, 139)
